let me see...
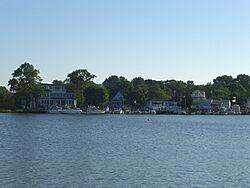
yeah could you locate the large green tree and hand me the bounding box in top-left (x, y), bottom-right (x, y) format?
top-left (228, 82), bottom-right (247, 105)
top-left (213, 75), bottom-right (233, 86)
top-left (8, 63), bottom-right (44, 110)
top-left (84, 84), bottom-right (109, 108)
top-left (162, 80), bottom-right (185, 102)
top-left (145, 79), bottom-right (170, 100)
top-left (128, 77), bottom-right (148, 108)
top-left (65, 69), bottom-right (96, 107)
top-left (52, 80), bottom-right (64, 85)
top-left (102, 75), bottom-right (132, 100)
top-left (212, 85), bottom-right (230, 100)
top-left (236, 74), bottom-right (250, 97)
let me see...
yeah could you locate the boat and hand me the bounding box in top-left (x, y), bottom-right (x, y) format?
top-left (113, 108), bottom-right (124, 114)
top-left (83, 106), bottom-right (105, 114)
top-left (48, 107), bottom-right (63, 114)
top-left (48, 107), bottom-right (82, 114)
top-left (131, 109), bottom-right (142, 114)
top-left (61, 108), bottom-right (82, 114)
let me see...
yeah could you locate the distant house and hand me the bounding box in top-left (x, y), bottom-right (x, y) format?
top-left (211, 99), bottom-right (231, 112)
top-left (145, 98), bottom-right (179, 113)
top-left (192, 100), bottom-right (212, 111)
top-left (191, 90), bottom-right (210, 111)
top-left (110, 92), bottom-right (125, 110)
top-left (191, 90), bottom-right (206, 101)
top-left (39, 83), bottom-right (76, 109)
top-left (191, 90), bottom-right (231, 113)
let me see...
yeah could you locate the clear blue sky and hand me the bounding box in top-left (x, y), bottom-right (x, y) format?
top-left (0, 0), bottom-right (249, 86)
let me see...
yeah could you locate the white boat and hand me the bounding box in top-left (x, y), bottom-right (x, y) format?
top-left (150, 110), bottom-right (157, 115)
top-left (48, 107), bottom-right (82, 114)
top-left (83, 106), bottom-right (105, 115)
top-left (61, 108), bottom-right (82, 114)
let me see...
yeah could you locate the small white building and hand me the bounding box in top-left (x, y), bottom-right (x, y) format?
top-left (145, 98), bottom-right (178, 113)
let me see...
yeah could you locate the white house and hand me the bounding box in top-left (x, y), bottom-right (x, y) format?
top-left (145, 98), bottom-right (179, 113)
top-left (191, 90), bottom-right (210, 110)
top-left (191, 90), bottom-right (231, 112)
top-left (39, 83), bottom-right (76, 108)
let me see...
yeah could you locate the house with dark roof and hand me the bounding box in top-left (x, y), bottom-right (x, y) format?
top-left (110, 91), bottom-right (125, 110)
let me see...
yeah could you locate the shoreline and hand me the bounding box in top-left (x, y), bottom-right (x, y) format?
top-left (0, 111), bottom-right (248, 115)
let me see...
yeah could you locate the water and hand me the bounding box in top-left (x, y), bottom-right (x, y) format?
top-left (1, 114), bottom-right (250, 188)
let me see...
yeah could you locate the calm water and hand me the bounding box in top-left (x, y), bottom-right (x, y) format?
top-left (1, 114), bottom-right (250, 188)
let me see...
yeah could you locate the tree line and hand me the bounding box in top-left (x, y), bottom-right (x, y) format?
top-left (1, 62), bottom-right (250, 111)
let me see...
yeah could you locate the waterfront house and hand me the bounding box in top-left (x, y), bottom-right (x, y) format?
top-left (191, 90), bottom-right (231, 113)
top-left (145, 98), bottom-right (179, 113)
top-left (110, 91), bottom-right (125, 110)
top-left (191, 90), bottom-right (211, 111)
top-left (191, 99), bottom-right (212, 111)
top-left (191, 90), bottom-right (206, 101)
top-left (39, 83), bottom-right (76, 109)
top-left (210, 99), bottom-right (231, 112)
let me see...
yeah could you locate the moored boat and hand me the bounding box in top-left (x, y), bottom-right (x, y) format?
top-left (113, 108), bottom-right (124, 114)
top-left (61, 108), bottom-right (82, 114)
top-left (48, 107), bottom-right (63, 114)
top-left (48, 107), bottom-right (82, 114)
top-left (83, 106), bottom-right (105, 114)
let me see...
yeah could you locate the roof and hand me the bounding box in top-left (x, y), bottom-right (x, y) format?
top-left (111, 92), bottom-right (125, 101)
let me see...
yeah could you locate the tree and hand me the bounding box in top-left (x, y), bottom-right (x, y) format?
top-left (183, 80), bottom-right (195, 108)
top-left (145, 79), bottom-right (170, 99)
top-left (84, 84), bottom-right (109, 108)
top-left (102, 75), bottom-right (132, 100)
top-left (213, 75), bottom-right (233, 86)
top-left (128, 77), bottom-right (148, 108)
top-left (212, 84), bottom-right (230, 100)
top-left (65, 69), bottom-right (96, 107)
top-left (8, 63), bottom-right (44, 110)
top-left (103, 76), bottom-right (120, 99)
top-left (162, 80), bottom-right (186, 102)
top-left (0, 86), bottom-right (15, 109)
top-left (236, 74), bottom-right (250, 97)
top-left (228, 82), bottom-right (247, 105)
top-left (52, 80), bottom-right (64, 84)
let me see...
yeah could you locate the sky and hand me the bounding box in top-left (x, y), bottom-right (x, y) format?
top-left (0, 0), bottom-right (249, 86)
